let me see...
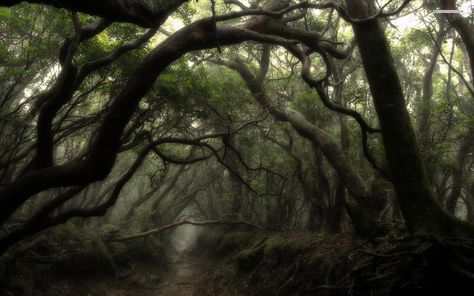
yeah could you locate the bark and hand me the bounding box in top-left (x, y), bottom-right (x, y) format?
top-left (0, 145), bottom-right (150, 255)
top-left (0, 133), bottom-right (222, 254)
top-left (347, 0), bottom-right (474, 236)
top-left (109, 219), bottom-right (277, 242)
top-left (265, 134), bottom-right (328, 231)
top-left (224, 136), bottom-right (245, 218)
top-left (466, 182), bottom-right (474, 224)
top-left (446, 128), bottom-right (474, 213)
top-left (34, 19), bottom-right (112, 169)
top-left (221, 60), bottom-right (387, 238)
top-left (302, 150), bottom-right (329, 232)
top-left (0, 0), bottom-right (353, 225)
top-left (2, 0), bottom-right (189, 28)
top-left (330, 179), bottom-right (346, 233)
top-left (0, 18), bottom-right (268, 225)
top-left (418, 19), bottom-right (446, 150)
top-left (307, 201), bottom-right (323, 231)
top-left (329, 58), bottom-right (350, 234)
top-left (123, 166), bottom-right (187, 221)
top-left (440, 0), bottom-right (474, 83)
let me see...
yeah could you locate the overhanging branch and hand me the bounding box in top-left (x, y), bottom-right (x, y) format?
top-left (109, 219), bottom-right (279, 241)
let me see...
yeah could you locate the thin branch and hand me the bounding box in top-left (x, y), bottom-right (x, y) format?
top-left (109, 219), bottom-right (278, 241)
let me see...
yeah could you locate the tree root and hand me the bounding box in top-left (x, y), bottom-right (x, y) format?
top-left (328, 235), bottom-right (474, 295)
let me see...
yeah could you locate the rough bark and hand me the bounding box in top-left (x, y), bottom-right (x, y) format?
top-left (347, 0), bottom-right (474, 236)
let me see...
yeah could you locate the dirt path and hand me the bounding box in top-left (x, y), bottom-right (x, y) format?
top-left (105, 252), bottom-right (241, 296)
top-left (153, 253), bottom-right (204, 296)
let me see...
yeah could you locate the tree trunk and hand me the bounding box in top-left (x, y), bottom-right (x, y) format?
top-left (222, 60), bottom-right (387, 238)
top-left (446, 128), bottom-right (474, 213)
top-left (347, 0), bottom-right (474, 236)
top-left (418, 19), bottom-right (446, 150)
top-left (440, 0), bottom-right (474, 83)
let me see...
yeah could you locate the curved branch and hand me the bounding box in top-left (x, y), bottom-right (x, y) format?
top-left (214, 58), bottom-right (371, 203)
top-left (2, 0), bottom-right (189, 28)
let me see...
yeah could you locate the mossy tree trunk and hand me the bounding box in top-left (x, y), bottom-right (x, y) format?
top-left (347, 0), bottom-right (474, 237)
top-left (446, 128), bottom-right (474, 214)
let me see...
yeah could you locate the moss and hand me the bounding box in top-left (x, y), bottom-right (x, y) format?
top-left (263, 233), bottom-right (320, 265)
top-left (113, 235), bottom-right (167, 265)
top-left (128, 270), bottom-right (162, 287)
top-left (194, 230), bottom-right (355, 296)
top-left (199, 230), bottom-right (356, 274)
top-left (195, 229), bottom-right (265, 258)
top-left (233, 238), bottom-right (266, 271)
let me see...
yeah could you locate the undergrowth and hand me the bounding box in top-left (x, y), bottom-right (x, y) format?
top-left (193, 230), bottom-right (474, 296)
top-left (0, 222), bottom-right (168, 296)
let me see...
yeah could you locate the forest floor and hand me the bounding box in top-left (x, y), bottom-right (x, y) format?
top-left (4, 229), bottom-right (473, 295)
top-left (104, 252), bottom-right (241, 296)
top-left (152, 253), bottom-right (200, 296)
top-left (2, 246), bottom-right (242, 296)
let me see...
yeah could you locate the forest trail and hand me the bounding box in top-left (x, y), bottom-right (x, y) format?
top-left (153, 253), bottom-right (202, 296)
top-left (103, 252), bottom-right (209, 296)
top-left (152, 250), bottom-right (241, 296)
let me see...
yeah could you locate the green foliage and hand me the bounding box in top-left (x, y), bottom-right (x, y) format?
top-left (29, 223), bottom-right (116, 275)
top-left (197, 230), bottom-right (342, 269)
top-left (404, 28), bottom-right (432, 47)
top-left (234, 239), bottom-right (266, 270)
top-left (0, 7), bottom-right (11, 18)
top-left (113, 236), bottom-right (167, 264)
top-left (196, 229), bottom-right (259, 257)
top-left (1, 4), bottom-right (474, 295)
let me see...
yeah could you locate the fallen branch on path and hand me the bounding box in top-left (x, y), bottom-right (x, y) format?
top-left (108, 219), bottom-right (278, 242)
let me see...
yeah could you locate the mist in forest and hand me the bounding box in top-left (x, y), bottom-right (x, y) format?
top-left (1, 0), bottom-right (474, 295)
top-left (170, 224), bottom-right (202, 252)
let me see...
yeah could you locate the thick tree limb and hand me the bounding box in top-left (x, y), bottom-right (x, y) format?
top-left (0, 0), bottom-right (367, 230)
top-left (214, 58), bottom-right (389, 238)
top-left (440, 0), bottom-right (474, 83)
top-left (2, 0), bottom-right (189, 28)
top-left (347, 0), bottom-right (474, 236)
top-left (34, 17), bottom-right (110, 169)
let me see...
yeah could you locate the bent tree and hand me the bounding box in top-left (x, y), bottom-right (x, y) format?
top-left (0, 0), bottom-right (473, 255)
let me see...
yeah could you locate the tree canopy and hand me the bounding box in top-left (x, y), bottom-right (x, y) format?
top-left (1, 0), bottom-right (474, 294)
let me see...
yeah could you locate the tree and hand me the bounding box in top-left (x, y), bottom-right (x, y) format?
top-left (1, 0), bottom-right (474, 256)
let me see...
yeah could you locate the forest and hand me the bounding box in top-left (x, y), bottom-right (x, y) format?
top-left (0, 0), bottom-right (473, 295)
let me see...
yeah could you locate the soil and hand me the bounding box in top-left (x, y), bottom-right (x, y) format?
top-left (152, 253), bottom-right (205, 296)
top-left (104, 252), bottom-right (241, 296)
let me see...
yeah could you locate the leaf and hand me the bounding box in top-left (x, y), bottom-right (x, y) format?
top-left (0, 7), bottom-right (11, 17)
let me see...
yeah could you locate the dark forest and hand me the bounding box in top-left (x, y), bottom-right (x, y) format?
top-left (0, 0), bottom-right (474, 295)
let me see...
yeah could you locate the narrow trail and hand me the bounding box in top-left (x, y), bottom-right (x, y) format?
top-left (106, 226), bottom-right (241, 296)
top-left (154, 253), bottom-right (203, 296)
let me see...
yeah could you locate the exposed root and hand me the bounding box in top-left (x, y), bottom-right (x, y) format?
top-left (330, 235), bottom-right (474, 295)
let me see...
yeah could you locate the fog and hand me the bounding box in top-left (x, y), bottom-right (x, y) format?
top-left (169, 224), bottom-right (203, 253)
